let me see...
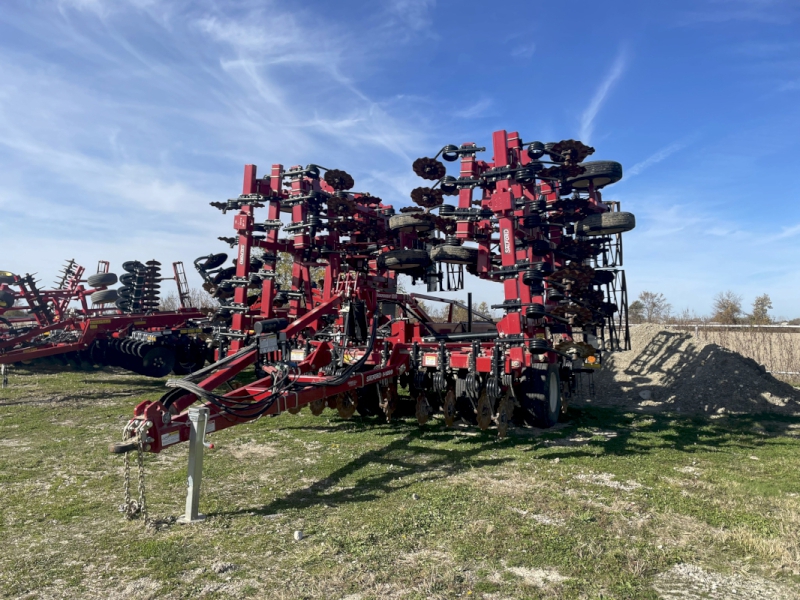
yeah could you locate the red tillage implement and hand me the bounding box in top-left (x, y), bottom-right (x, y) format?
top-left (112, 129), bottom-right (635, 485)
top-left (0, 259), bottom-right (206, 377)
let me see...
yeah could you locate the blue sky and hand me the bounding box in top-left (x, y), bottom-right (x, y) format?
top-left (1, 0), bottom-right (799, 317)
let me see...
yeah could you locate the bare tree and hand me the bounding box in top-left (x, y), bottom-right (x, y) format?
top-left (629, 300), bottom-right (645, 324)
top-left (749, 294), bottom-right (773, 325)
top-left (711, 290), bottom-right (743, 324)
top-left (160, 288), bottom-right (219, 312)
top-left (636, 291), bottom-right (672, 323)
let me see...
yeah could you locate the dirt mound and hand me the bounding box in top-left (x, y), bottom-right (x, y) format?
top-left (582, 324), bottom-right (800, 415)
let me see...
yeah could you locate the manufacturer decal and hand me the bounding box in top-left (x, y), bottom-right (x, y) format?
top-left (161, 431), bottom-right (180, 447)
top-left (365, 369), bottom-right (394, 383)
top-left (502, 228), bottom-right (512, 254)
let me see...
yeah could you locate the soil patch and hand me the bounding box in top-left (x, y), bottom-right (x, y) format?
top-left (584, 325), bottom-right (800, 415)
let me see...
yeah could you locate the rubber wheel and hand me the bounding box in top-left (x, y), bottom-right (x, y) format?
top-left (430, 244), bottom-right (478, 265)
top-left (378, 249), bottom-right (431, 271)
top-left (0, 271), bottom-right (16, 284)
top-left (122, 261), bottom-right (144, 273)
top-left (0, 290), bottom-right (15, 308)
top-left (567, 161), bottom-right (623, 189)
top-left (141, 347), bottom-right (175, 378)
top-left (389, 214), bottom-right (435, 233)
top-left (91, 289), bottom-right (119, 304)
top-left (197, 253), bottom-right (228, 270)
top-left (518, 363), bottom-right (561, 428)
top-left (171, 347), bottom-right (205, 375)
top-left (575, 212), bottom-right (636, 236)
top-left (87, 272), bottom-right (118, 288)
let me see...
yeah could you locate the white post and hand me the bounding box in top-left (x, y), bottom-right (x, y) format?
top-left (178, 407), bottom-right (209, 524)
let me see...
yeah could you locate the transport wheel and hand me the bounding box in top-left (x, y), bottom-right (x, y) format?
top-left (388, 214), bottom-right (435, 233)
top-left (196, 253), bottom-right (228, 271)
top-left (442, 389), bottom-right (457, 427)
top-left (415, 392), bottom-right (432, 425)
top-left (495, 394), bottom-right (512, 438)
top-left (518, 363), bottom-right (562, 428)
top-left (90, 289), bottom-right (119, 304)
top-left (566, 161), bottom-right (623, 189)
top-left (141, 347), bottom-right (175, 378)
top-left (575, 211), bottom-right (636, 236)
top-left (336, 391), bottom-right (358, 419)
top-left (171, 346), bottom-right (206, 375)
top-left (0, 290), bottom-right (15, 308)
top-left (86, 272), bottom-right (118, 287)
top-left (310, 398), bottom-right (325, 416)
top-left (122, 261), bottom-right (144, 273)
top-left (377, 249), bottom-right (431, 272)
top-left (475, 389), bottom-right (493, 431)
top-left (430, 244), bottom-right (478, 265)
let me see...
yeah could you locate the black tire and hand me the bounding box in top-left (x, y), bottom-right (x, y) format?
top-left (567, 161), bottom-right (623, 190)
top-left (141, 347), bottom-right (175, 378)
top-left (172, 344), bottom-right (206, 375)
top-left (122, 261), bottom-right (144, 273)
top-left (91, 289), bottom-right (119, 304)
top-left (119, 273), bottom-right (138, 286)
top-left (0, 270), bottom-right (16, 284)
top-left (389, 214), bottom-right (434, 233)
top-left (518, 363), bottom-right (561, 428)
top-left (87, 272), bottom-right (118, 288)
top-left (197, 253), bottom-right (228, 271)
top-left (430, 244), bottom-right (478, 265)
top-left (377, 249), bottom-right (431, 271)
top-left (575, 211), bottom-right (636, 236)
top-left (0, 290), bottom-right (14, 308)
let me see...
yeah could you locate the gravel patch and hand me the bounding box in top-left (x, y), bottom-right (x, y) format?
top-left (653, 563), bottom-right (798, 599)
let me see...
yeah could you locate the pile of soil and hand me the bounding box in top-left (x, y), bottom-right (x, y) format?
top-left (583, 324), bottom-right (800, 415)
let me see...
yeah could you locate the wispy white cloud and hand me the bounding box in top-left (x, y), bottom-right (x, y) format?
top-left (771, 223), bottom-right (800, 240)
top-left (626, 140), bottom-right (691, 179)
top-left (453, 98), bottom-right (492, 119)
top-left (0, 0), bottom-right (438, 286)
top-left (579, 49), bottom-right (627, 144)
top-left (386, 0), bottom-right (436, 32)
top-left (511, 43), bottom-right (536, 59)
top-left (680, 0), bottom-right (799, 25)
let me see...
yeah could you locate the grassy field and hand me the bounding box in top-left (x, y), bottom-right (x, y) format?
top-left (1, 366), bottom-right (800, 599)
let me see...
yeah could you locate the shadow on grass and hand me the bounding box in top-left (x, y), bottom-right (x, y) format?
top-left (209, 406), bottom-right (800, 519)
top-left (209, 421), bottom-right (513, 518)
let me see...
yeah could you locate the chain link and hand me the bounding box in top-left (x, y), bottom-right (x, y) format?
top-left (136, 431), bottom-right (149, 525)
top-left (119, 421), bottom-right (149, 527)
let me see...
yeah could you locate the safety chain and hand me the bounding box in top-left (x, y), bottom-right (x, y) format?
top-left (119, 421), bottom-right (150, 526)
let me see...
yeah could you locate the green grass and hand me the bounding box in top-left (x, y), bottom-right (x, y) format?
top-left (1, 365), bottom-right (799, 599)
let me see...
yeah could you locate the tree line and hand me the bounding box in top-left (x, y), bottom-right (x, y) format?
top-left (629, 290), bottom-right (796, 325)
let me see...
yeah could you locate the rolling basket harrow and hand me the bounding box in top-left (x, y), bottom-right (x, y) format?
top-left (110, 128), bottom-right (636, 521)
